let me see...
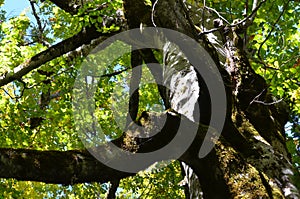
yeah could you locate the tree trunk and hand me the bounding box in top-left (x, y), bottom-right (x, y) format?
top-left (123, 0), bottom-right (300, 198)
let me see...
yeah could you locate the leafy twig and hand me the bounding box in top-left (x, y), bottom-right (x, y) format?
top-left (257, 0), bottom-right (290, 68)
top-left (0, 26), bottom-right (118, 87)
top-left (204, 6), bottom-right (230, 25)
top-left (29, 0), bottom-right (50, 47)
top-left (227, 0), bottom-right (266, 28)
top-left (199, 0), bottom-right (266, 37)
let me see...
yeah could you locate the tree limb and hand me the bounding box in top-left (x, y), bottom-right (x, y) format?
top-left (0, 111), bottom-right (207, 185)
top-left (0, 148), bottom-right (132, 184)
top-left (0, 26), bottom-right (119, 87)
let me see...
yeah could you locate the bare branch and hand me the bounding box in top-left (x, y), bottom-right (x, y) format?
top-left (127, 50), bottom-right (142, 126)
top-left (100, 68), bottom-right (130, 78)
top-left (151, 0), bottom-right (159, 27)
top-left (204, 6), bottom-right (230, 25)
top-left (198, 1), bottom-right (266, 38)
top-left (252, 98), bottom-right (283, 105)
top-left (198, 26), bottom-right (223, 37)
top-left (252, 0), bottom-right (259, 12)
top-left (250, 88), bottom-right (284, 106)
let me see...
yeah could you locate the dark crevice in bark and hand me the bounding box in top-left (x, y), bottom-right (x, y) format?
top-left (184, 151), bottom-right (232, 199)
top-left (123, 0), bottom-right (152, 28)
top-left (259, 171), bottom-right (274, 199)
top-left (222, 119), bottom-right (259, 158)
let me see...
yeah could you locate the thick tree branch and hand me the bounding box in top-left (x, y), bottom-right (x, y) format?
top-left (0, 26), bottom-right (119, 87)
top-left (0, 111), bottom-right (207, 185)
top-left (0, 148), bottom-right (132, 184)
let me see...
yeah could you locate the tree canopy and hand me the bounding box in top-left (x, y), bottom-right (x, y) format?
top-left (0, 0), bottom-right (299, 198)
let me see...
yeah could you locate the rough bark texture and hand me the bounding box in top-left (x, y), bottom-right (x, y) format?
top-left (0, 0), bottom-right (299, 198)
top-left (0, 148), bottom-right (131, 184)
top-left (123, 0), bottom-right (300, 198)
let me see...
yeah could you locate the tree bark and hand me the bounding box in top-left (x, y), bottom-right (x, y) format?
top-left (123, 0), bottom-right (300, 198)
top-left (0, 111), bottom-right (207, 184)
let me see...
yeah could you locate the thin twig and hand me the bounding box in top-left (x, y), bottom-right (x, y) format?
top-left (90, 67), bottom-right (130, 78)
top-left (199, 0), bottom-right (266, 37)
top-left (204, 6), bottom-right (230, 24)
top-left (198, 26), bottom-right (223, 37)
top-left (202, 0), bottom-right (206, 28)
top-left (1, 88), bottom-right (14, 99)
top-left (151, 0), bottom-right (159, 27)
top-left (250, 88), bottom-right (266, 103)
top-left (227, 0), bottom-right (266, 28)
top-left (257, 0), bottom-right (290, 67)
top-left (244, 0), bottom-right (249, 16)
top-left (250, 88), bottom-right (283, 106)
top-left (252, 98), bottom-right (283, 105)
top-left (29, 0), bottom-right (50, 47)
top-left (1, 79), bottom-right (28, 100)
